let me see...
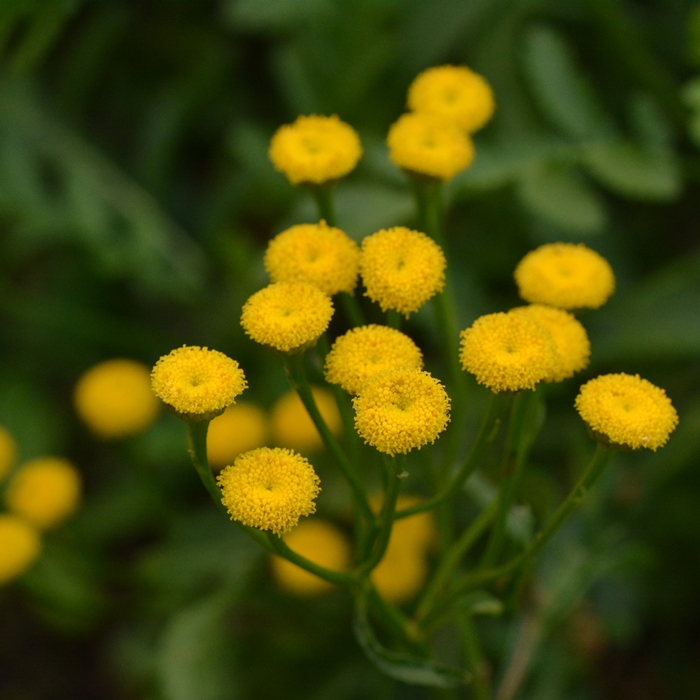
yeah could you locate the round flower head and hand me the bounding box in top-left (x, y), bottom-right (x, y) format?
top-left (387, 112), bottom-right (475, 181)
top-left (241, 282), bottom-right (334, 353)
top-left (207, 403), bottom-right (269, 469)
top-left (0, 425), bottom-right (17, 483)
top-left (353, 368), bottom-right (450, 455)
top-left (510, 305), bottom-right (590, 382)
top-left (74, 359), bottom-right (160, 439)
top-left (271, 386), bottom-right (342, 453)
top-left (459, 312), bottom-right (557, 392)
top-left (5, 457), bottom-right (81, 530)
top-left (0, 515), bottom-right (42, 585)
top-left (575, 374), bottom-right (678, 451)
top-left (514, 243), bottom-right (615, 310)
top-left (324, 325), bottom-right (423, 395)
top-left (271, 520), bottom-right (351, 596)
top-left (151, 346), bottom-right (247, 421)
top-left (217, 447), bottom-right (321, 536)
top-left (264, 221), bottom-right (360, 296)
top-left (269, 114), bottom-right (362, 185)
top-left (407, 65), bottom-right (496, 133)
top-left (360, 227), bottom-right (446, 317)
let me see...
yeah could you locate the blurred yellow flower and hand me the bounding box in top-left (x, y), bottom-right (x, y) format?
top-left (207, 403), bottom-right (269, 469)
top-left (0, 425), bottom-right (17, 484)
top-left (0, 514), bottom-right (42, 585)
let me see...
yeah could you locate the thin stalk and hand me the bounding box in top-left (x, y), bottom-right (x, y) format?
top-left (309, 183), bottom-right (337, 226)
top-left (459, 613), bottom-right (492, 700)
top-left (340, 292), bottom-right (365, 327)
top-left (386, 309), bottom-right (401, 329)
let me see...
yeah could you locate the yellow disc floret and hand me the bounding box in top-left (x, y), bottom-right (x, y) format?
top-left (0, 425), bottom-right (17, 483)
top-left (459, 312), bottom-right (557, 392)
top-left (353, 368), bottom-right (450, 455)
top-left (360, 227), bottom-right (446, 317)
top-left (407, 65), bottom-right (496, 133)
top-left (207, 403), bottom-right (269, 469)
top-left (575, 373), bottom-right (678, 451)
top-left (0, 515), bottom-right (42, 585)
top-left (240, 282), bottom-right (334, 353)
top-left (269, 114), bottom-right (362, 185)
top-left (264, 221), bottom-right (360, 296)
top-left (217, 447), bottom-right (321, 536)
top-left (514, 243), bottom-right (615, 310)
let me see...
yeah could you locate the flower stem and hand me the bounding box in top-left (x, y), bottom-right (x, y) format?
top-left (309, 183), bottom-right (338, 227)
top-left (459, 613), bottom-right (492, 700)
top-left (340, 291), bottom-right (365, 327)
top-left (386, 309), bottom-right (401, 329)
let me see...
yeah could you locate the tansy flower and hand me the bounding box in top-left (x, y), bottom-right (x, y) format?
top-left (151, 346), bottom-right (247, 421)
top-left (270, 520), bottom-right (351, 596)
top-left (353, 368), bottom-right (450, 455)
top-left (0, 515), bottom-right (42, 585)
top-left (74, 359), bottom-right (160, 439)
top-left (360, 227), bottom-right (446, 317)
top-left (217, 447), bottom-right (321, 536)
top-left (269, 115), bottom-right (362, 185)
top-left (459, 312), bottom-right (557, 392)
top-left (241, 282), bottom-right (334, 353)
top-left (514, 243), bottom-right (615, 310)
top-left (510, 305), bottom-right (590, 382)
top-left (387, 112), bottom-right (475, 181)
top-left (5, 457), bottom-right (81, 530)
top-left (0, 425), bottom-right (17, 483)
top-left (264, 221), bottom-right (360, 296)
top-left (324, 325), bottom-right (424, 394)
top-left (407, 65), bottom-right (496, 133)
top-left (207, 403), bottom-right (269, 469)
top-left (575, 374), bottom-right (678, 451)
top-left (271, 387), bottom-right (342, 453)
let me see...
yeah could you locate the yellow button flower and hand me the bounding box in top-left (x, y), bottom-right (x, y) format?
top-left (575, 374), bottom-right (678, 451)
top-left (217, 447), bottom-right (321, 536)
top-left (360, 227), bottom-right (446, 317)
top-left (0, 425), bottom-right (17, 484)
top-left (514, 243), bottom-right (615, 310)
top-left (207, 403), bottom-right (269, 469)
top-left (269, 114), bottom-right (362, 185)
top-left (407, 65), bottom-right (496, 133)
top-left (0, 514), bottom-right (42, 585)
top-left (264, 221), bottom-right (360, 296)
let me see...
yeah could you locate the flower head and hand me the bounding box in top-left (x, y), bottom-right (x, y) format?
top-left (0, 515), bottom-right (42, 585)
top-left (207, 403), bottom-right (269, 469)
top-left (0, 426), bottom-right (17, 484)
top-left (151, 346), bottom-right (247, 421)
top-left (459, 312), bottom-right (557, 392)
top-left (241, 282), bottom-right (334, 353)
top-left (407, 65), bottom-right (496, 133)
top-left (264, 221), bottom-right (360, 296)
top-left (387, 112), bottom-right (475, 181)
top-left (74, 359), bottom-right (160, 439)
top-left (353, 368), bottom-right (450, 455)
top-left (217, 447), bottom-right (321, 536)
top-left (360, 227), bottom-right (446, 317)
top-left (269, 115), bottom-right (362, 185)
top-left (514, 243), bottom-right (615, 310)
top-left (575, 373), bottom-right (678, 451)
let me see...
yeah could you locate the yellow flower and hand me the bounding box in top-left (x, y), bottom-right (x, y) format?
top-left (0, 425), bottom-right (17, 484)
top-left (353, 368), bottom-right (450, 455)
top-left (271, 519), bottom-right (351, 596)
top-left (387, 112), bottom-right (475, 181)
top-left (324, 324), bottom-right (424, 395)
top-left (407, 65), bottom-right (496, 133)
top-left (459, 312), bottom-right (557, 392)
top-left (510, 305), bottom-right (590, 382)
top-left (240, 282), bottom-right (334, 353)
top-left (514, 243), bottom-right (615, 310)
top-left (207, 403), bottom-right (269, 469)
top-left (217, 447), bottom-right (321, 536)
top-left (0, 515), bottom-right (42, 585)
top-left (74, 359), bottom-right (160, 439)
top-left (269, 114), bottom-right (362, 185)
top-left (360, 227), bottom-right (446, 317)
top-left (5, 457), bottom-right (81, 530)
top-left (264, 221), bottom-right (360, 296)
top-left (575, 374), bottom-right (678, 451)
top-left (271, 386), bottom-right (342, 453)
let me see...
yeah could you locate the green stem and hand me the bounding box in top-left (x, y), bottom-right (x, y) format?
top-left (340, 292), bottom-right (365, 327)
top-left (386, 309), bottom-right (401, 329)
top-left (309, 183), bottom-right (338, 227)
top-left (459, 613), bottom-right (492, 700)
top-left (411, 176), bottom-right (445, 248)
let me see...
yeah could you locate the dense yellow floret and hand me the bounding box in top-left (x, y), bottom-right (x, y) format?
top-left (264, 221), bottom-right (360, 296)
top-left (407, 65), bottom-right (496, 133)
top-left (217, 447), bottom-right (321, 536)
top-left (0, 425), bottom-right (17, 483)
top-left (459, 312), bottom-right (557, 392)
top-left (240, 282), bottom-right (334, 353)
top-left (575, 373), bottom-right (678, 451)
top-left (0, 515), bottom-right (42, 585)
top-left (514, 243), bottom-right (615, 310)
top-left (353, 368), bottom-right (450, 455)
top-left (360, 227), bottom-right (446, 317)
top-left (269, 115), bottom-right (362, 185)
top-left (387, 112), bottom-right (475, 181)
top-left (207, 403), bottom-right (269, 469)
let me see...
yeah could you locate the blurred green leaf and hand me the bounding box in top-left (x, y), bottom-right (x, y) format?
top-left (460, 590), bottom-right (504, 617)
top-left (223, 0), bottom-right (331, 32)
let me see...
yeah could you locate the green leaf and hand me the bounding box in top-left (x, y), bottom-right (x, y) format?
top-left (460, 591), bottom-right (504, 617)
top-left (223, 0), bottom-right (330, 32)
